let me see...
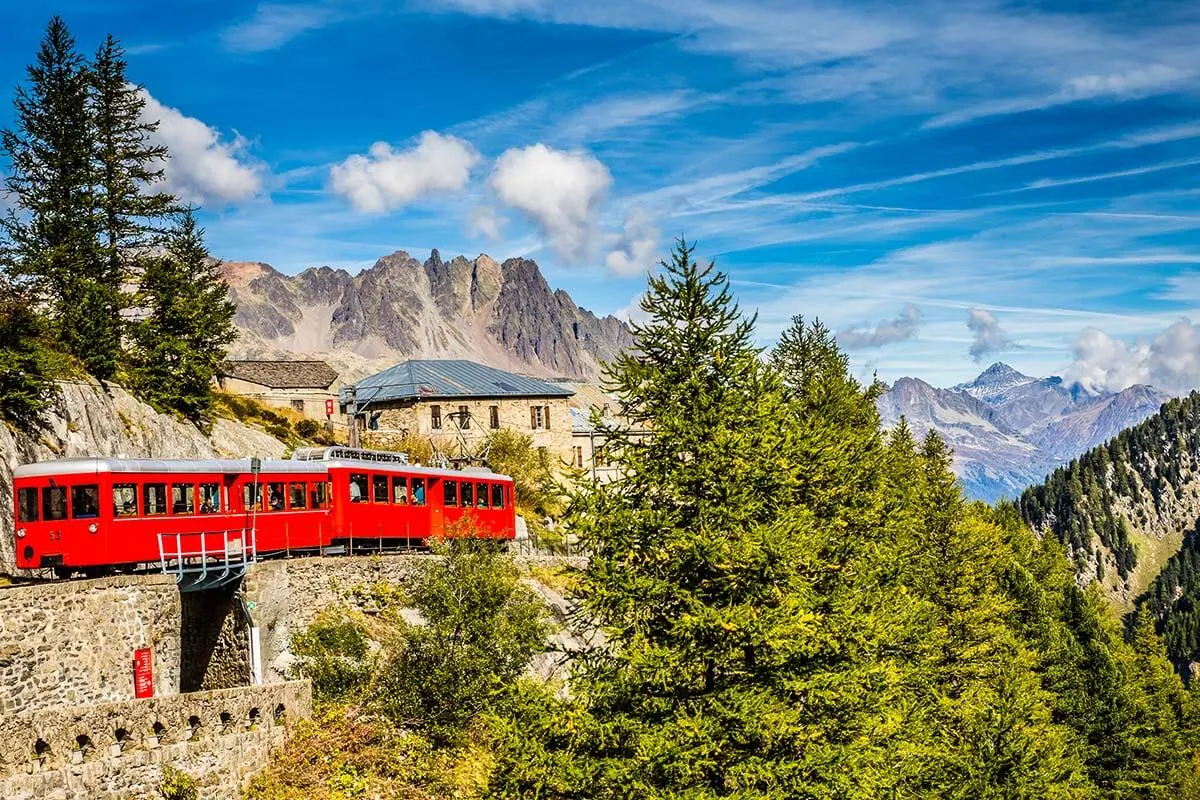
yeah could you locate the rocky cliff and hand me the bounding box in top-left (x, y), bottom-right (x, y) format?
top-left (223, 250), bottom-right (632, 382)
top-left (0, 381), bottom-right (286, 576)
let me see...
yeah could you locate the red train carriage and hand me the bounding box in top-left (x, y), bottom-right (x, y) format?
top-left (13, 450), bottom-right (517, 576)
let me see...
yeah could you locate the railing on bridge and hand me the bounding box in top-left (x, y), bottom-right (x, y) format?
top-left (156, 528), bottom-right (257, 591)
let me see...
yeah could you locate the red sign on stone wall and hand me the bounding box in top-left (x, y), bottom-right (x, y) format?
top-left (325, 398), bottom-right (335, 417)
top-left (133, 648), bottom-right (153, 698)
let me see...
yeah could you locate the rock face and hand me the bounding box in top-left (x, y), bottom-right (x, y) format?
top-left (223, 250), bottom-right (633, 382)
top-left (0, 381), bottom-right (287, 576)
top-left (877, 363), bottom-right (1171, 502)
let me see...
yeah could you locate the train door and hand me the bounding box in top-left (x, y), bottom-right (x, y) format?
top-left (426, 477), bottom-right (444, 539)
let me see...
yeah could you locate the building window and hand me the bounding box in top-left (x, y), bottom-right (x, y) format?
top-left (489, 405), bottom-right (499, 429)
top-left (544, 405), bottom-right (551, 430)
top-left (573, 446), bottom-right (584, 469)
top-left (530, 405), bottom-right (544, 430)
top-left (291, 399), bottom-right (305, 413)
top-left (431, 404), bottom-right (442, 430)
top-left (459, 405), bottom-right (470, 429)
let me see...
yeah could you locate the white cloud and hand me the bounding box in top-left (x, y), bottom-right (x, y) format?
top-left (222, 3), bottom-right (336, 52)
top-left (467, 205), bottom-right (507, 240)
top-left (1066, 320), bottom-right (1200, 394)
top-left (139, 90), bottom-right (265, 206)
top-left (330, 132), bottom-right (480, 214)
top-left (489, 143), bottom-right (612, 261)
top-left (605, 208), bottom-right (659, 276)
top-left (967, 308), bottom-right (1015, 362)
top-left (838, 303), bottom-right (922, 348)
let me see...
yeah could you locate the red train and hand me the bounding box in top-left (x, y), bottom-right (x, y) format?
top-left (12, 447), bottom-right (516, 577)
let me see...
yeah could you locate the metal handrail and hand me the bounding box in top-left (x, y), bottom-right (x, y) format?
top-left (156, 528), bottom-right (257, 591)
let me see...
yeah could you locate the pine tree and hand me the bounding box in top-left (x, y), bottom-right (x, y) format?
top-left (125, 209), bottom-right (235, 429)
top-left (0, 17), bottom-right (112, 377)
top-left (539, 240), bottom-right (926, 798)
top-left (90, 33), bottom-right (177, 373)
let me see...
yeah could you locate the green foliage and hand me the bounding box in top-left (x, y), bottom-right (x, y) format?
top-left (1020, 392), bottom-right (1197, 581)
top-left (0, 277), bottom-right (62, 427)
top-left (376, 536), bottom-right (550, 742)
top-left (0, 18), bottom-right (232, 420)
top-left (290, 610), bottom-right (376, 705)
top-left (296, 418), bottom-right (320, 439)
top-left (159, 766), bottom-right (198, 800)
top-left (125, 209), bottom-right (236, 430)
top-left (485, 428), bottom-right (562, 515)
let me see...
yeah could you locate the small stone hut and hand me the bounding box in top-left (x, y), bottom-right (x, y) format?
top-left (216, 360), bottom-right (340, 420)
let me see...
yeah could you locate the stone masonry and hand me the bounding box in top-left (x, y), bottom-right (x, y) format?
top-left (0, 680), bottom-right (311, 800)
top-left (364, 395), bottom-right (574, 464)
top-left (0, 575), bottom-right (181, 714)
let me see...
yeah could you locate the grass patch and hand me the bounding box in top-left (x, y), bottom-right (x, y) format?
top-left (527, 562), bottom-right (578, 596)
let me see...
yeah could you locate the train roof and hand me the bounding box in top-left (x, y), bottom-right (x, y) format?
top-left (12, 457), bottom-right (512, 482)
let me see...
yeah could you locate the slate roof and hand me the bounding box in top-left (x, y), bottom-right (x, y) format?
top-left (345, 359), bottom-right (575, 405)
top-left (219, 360), bottom-right (339, 390)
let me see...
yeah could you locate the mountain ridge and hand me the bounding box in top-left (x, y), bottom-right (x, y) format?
top-left (878, 362), bottom-right (1171, 502)
top-left (222, 249), bottom-right (633, 383)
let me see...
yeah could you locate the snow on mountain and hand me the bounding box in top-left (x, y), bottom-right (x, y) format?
top-left (878, 363), bottom-right (1171, 503)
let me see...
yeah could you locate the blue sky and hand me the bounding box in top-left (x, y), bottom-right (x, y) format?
top-left (3, 1), bottom-right (1200, 390)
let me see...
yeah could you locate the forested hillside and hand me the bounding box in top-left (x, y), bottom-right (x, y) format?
top-left (1020, 392), bottom-right (1200, 604)
top-left (252, 240), bottom-right (1200, 799)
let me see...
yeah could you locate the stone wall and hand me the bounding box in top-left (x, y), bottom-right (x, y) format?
top-left (364, 395), bottom-right (574, 464)
top-left (0, 680), bottom-right (311, 800)
top-left (242, 554), bottom-right (587, 683)
top-left (180, 585), bottom-right (251, 693)
top-left (0, 575), bottom-right (181, 714)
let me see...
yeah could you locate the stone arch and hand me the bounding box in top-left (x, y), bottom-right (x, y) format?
top-left (247, 707), bottom-right (260, 729)
top-left (219, 711), bottom-right (233, 731)
top-left (273, 703), bottom-right (286, 724)
top-left (33, 738), bottom-right (50, 758)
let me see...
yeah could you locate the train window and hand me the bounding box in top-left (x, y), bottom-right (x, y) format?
top-left (392, 476), bottom-right (408, 505)
top-left (244, 484), bottom-right (263, 512)
top-left (199, 483), bottom-right (220, 514)
top-left (476, 482), bottom-right (489, 509)
top-left (372, 475), bottom-right (389, 503)
top-left (491, 484), bottom-right (504, 509)
top-left (266, 483), bottom-right (285, 511)
top-left (143, 484), bottom-right (167, 516)
top-left (461, 482), bottom-right (473, 508)
top-left (42, 486), bottom-right (67, 520)
top-left (71, 485), bottom-right (100, 519)
top-left (444, 480), bottom-right (458, 507)
top-left (411, 478), bottom-right (426, 506)
top-left (349, 474), bottom-right (368, 503)
top-left (17, 488), bottom-right (38, 522)
top-left (310, 482), bottom-right (328, 509)
top-left (171, 484), bottom-right (195, 515)
top-left (289, 483), bottom-right (307, 509)
top-left (113, 484), bottom-right (137, 516)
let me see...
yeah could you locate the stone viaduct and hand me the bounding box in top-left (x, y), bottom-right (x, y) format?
top-left (0, 553), bottom-right (582, 799)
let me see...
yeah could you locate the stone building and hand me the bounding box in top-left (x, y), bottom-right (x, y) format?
top-left (344, 359), bottom-right (575, 463)
top-left (216, 360), bottom-right (340, 420)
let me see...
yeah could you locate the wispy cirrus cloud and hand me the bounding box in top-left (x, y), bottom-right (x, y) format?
top-left (222, 3), bottom-right (342, 52)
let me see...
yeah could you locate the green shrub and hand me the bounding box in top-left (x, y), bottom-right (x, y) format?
top-left (159, 766), bottom-right (198, 800)
top-left (290, 610), bottom-right (376, 704)
top-left (296, 418), bottom-right (320, 439)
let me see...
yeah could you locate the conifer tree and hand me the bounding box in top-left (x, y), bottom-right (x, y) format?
top-left (546, 240), bottom-right (924, 798)
top-left (90, 33), bottom-right (176, 356)
top-left (0, 17), bottom-right (112, 376)
top-left (125, 209), bottom-right (235, 429)
top-left (0, 277), bottom-right (58, 426)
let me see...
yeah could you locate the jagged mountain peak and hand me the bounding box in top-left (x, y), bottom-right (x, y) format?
top-left (225, 248), bottom-right (632, 382)
top-left (955, 362), bottom-right (1035, 395)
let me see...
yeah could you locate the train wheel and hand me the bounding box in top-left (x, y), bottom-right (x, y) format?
top-left (53, 566), bottom-right (72, 580)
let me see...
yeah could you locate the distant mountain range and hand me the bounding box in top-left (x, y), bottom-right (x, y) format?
top-left (877, 362), bottom-right (1171, 502)
top-left (222, 249), bottom-right (632, 383)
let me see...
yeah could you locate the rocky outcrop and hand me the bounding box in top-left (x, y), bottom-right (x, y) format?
top-left (0, 381), bottom-right (286, 576)
top-left (223, 250), bottom-right (633, 381)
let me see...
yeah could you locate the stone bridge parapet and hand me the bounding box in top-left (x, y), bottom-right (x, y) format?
top-left (0, 680), bottom-right (311, 799)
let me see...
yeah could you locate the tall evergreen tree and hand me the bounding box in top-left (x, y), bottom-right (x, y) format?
top-left (125, 209), bottom-right (235, 428)
top-left (0, 17), bottom-right (112, 377)
top-left (90, 34), bottom-right (175, 282)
